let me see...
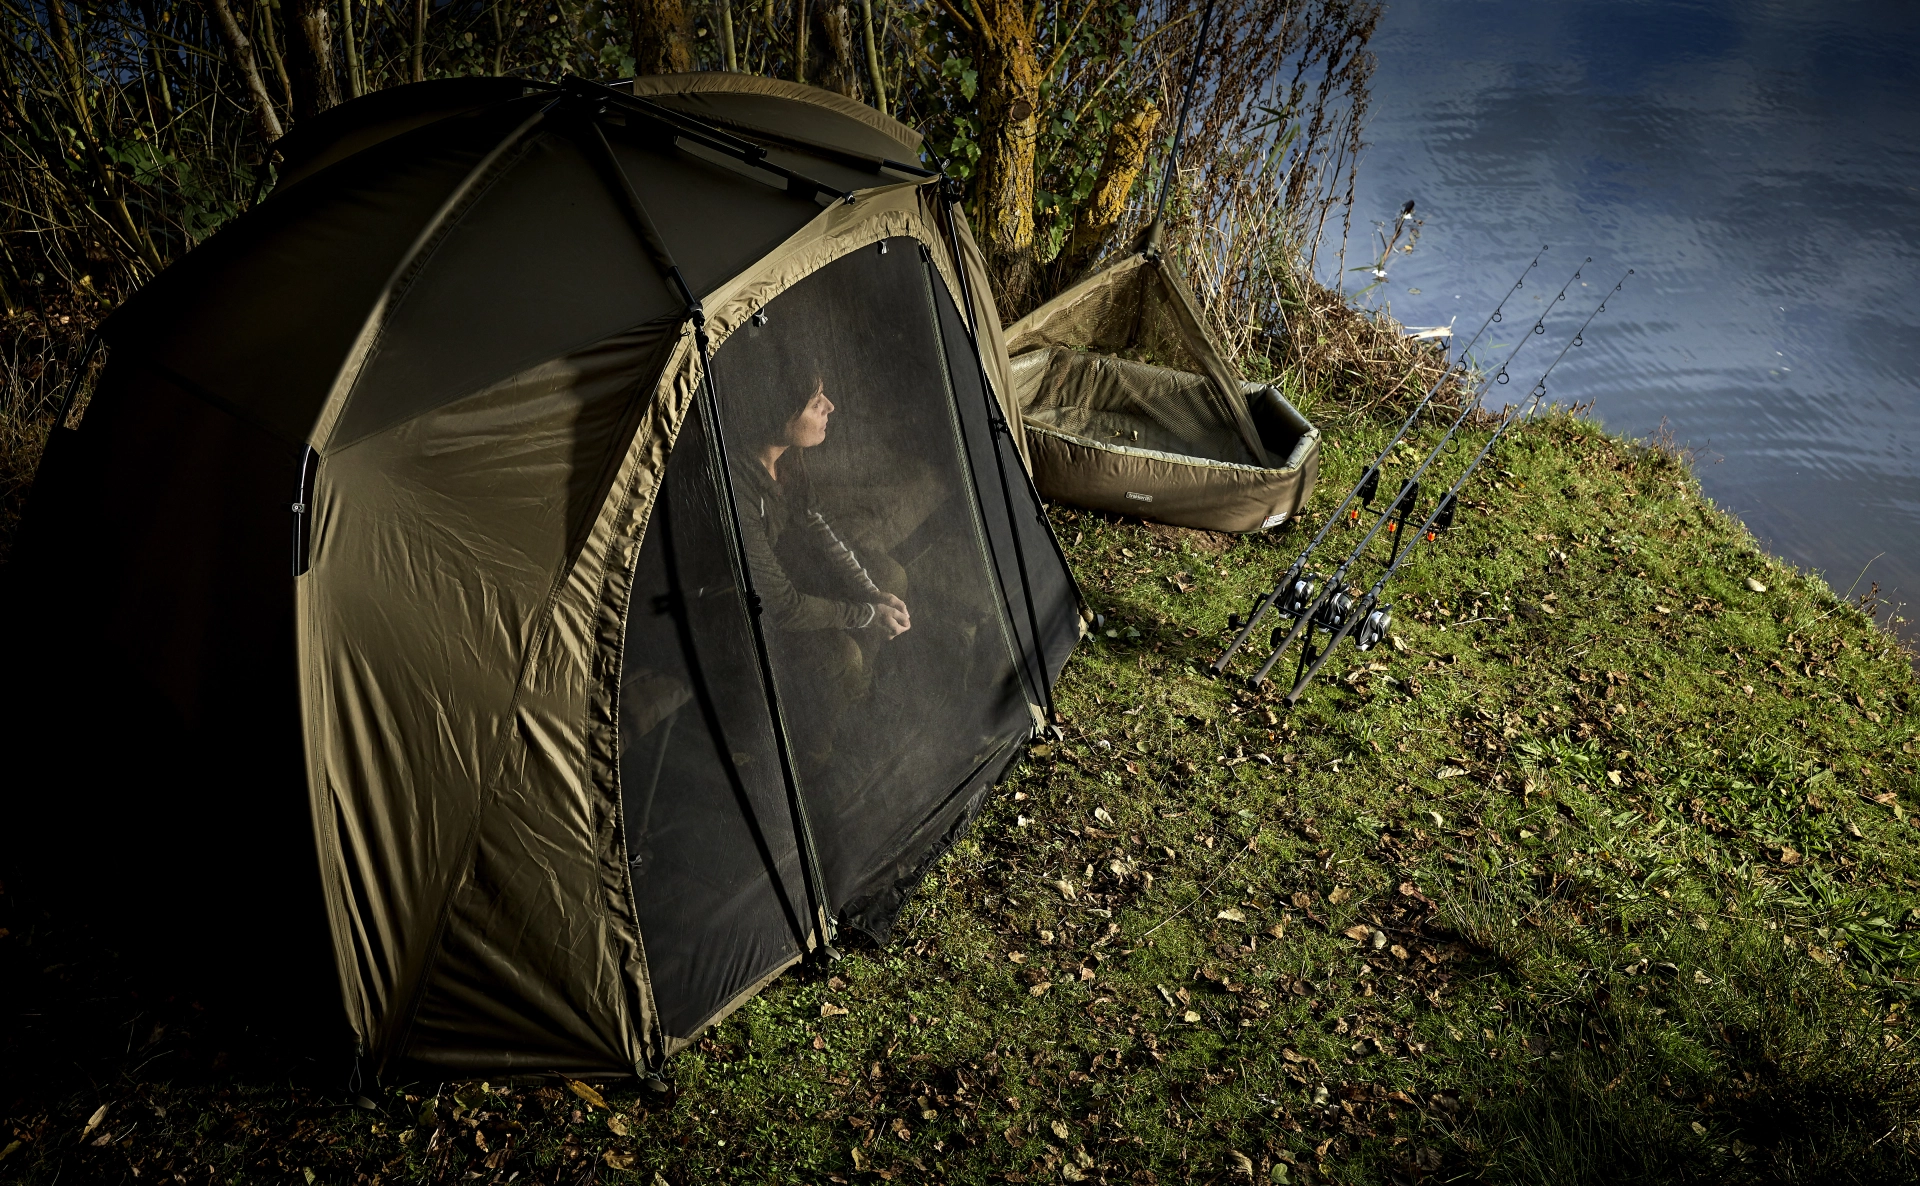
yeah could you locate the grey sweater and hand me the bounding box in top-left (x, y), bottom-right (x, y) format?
top-left (733, 459), bottom-right (872, 632)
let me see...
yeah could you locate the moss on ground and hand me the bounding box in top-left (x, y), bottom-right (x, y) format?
top-left (3, 411), bottom-right (1917, 1185)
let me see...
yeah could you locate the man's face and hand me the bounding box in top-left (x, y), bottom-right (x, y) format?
top-left (787, 380), bottom-right (834, 449)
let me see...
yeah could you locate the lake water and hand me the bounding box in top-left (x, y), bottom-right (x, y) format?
top-left (1333, 0), bottom-right (1920, 649)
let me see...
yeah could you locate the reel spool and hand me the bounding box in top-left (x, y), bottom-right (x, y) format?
top-left (1356, 603), bottom-right (1393, 651)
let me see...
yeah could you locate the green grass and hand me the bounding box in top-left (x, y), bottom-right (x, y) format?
top-left (4, 411), bottom-right (1917, 1185)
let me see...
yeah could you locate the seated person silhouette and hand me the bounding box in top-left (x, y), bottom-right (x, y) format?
top-left (732, 378), bottom-right (913, 766)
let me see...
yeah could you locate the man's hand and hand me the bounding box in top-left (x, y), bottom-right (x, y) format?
top-left (871, 592), bottom-right (911, 639)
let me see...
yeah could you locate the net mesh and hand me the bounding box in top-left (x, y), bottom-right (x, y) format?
top-left (707, 238), bottom-right (1032, 913)
top-left (620, 237), bottom-right (1047, 1035)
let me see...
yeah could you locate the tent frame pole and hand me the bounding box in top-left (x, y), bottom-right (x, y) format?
top-left (933, 189), bottom-right (1076, 733)
top-left (573, 102), bottom-right (842, 960)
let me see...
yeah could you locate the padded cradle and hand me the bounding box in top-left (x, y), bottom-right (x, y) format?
top-left (1006, 249), bottom-right (1320, 533)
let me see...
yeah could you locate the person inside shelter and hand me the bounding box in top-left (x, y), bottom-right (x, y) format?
top-left (731, 376), bottom-right (927, 764)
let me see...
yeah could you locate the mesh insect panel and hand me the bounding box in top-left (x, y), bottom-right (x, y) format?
top-left (707, 238), bottom-right (1033, 921)
top-left (620, 405), bottom-right (811, 1041)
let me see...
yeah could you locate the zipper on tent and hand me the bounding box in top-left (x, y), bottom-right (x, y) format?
top-left (291, 445), bottom-right (317, 577)
top-left (574, 104), bottom-right (842, 961)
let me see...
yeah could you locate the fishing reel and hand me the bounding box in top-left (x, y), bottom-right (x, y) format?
top-left (1314, 588), bottom-right (1361, 633)
top-left (1258, 574), bottom-right (1323, 649)
top-left (1355, 602), bottom-right (1393, 652)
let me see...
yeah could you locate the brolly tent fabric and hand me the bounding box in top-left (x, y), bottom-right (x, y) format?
top-left (1005, 248), bottom-right (1321, 533)
top-left (3, 75), bottom-right (1079, 1077)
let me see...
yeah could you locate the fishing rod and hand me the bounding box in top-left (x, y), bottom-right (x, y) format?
top-left (1213, 246), bottom-right (1549, 675)
top-left (1236, 255), bottom-right (1595, 689)
top-left (1278, 270), bottom-right (1632, 705)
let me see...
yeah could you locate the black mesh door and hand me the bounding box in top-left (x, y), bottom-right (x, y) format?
top-left (705, 239), bottom-right (1034, 921)
top-left (619, 405), bottom-right (811, 1041)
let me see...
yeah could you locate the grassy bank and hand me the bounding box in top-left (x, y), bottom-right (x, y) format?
top-left (4, 397), bottom-right (1918, 1183)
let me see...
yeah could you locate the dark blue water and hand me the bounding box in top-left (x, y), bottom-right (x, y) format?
top-left (1334, 0), bottom-right (1920, 646)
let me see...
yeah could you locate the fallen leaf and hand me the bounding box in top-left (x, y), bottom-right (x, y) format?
top-left (1745, 577), bottom-right (1768, 592)
top-left (1230, 1149), bottom-right (1256, 1176)
top-left (891, 1117), bottom-right (912, 1141)
top-left (603, 1149), bottom-right (636, 1171)
top-left (1182, 1010), bottom-right (1201, 1023)
top-left (812, 1034), bottom-right (827, 1050)
top-left (1029, 982), bottom-right (1052, 997)
top-left (1778, 846), bottom-right (1801, 866)
top-left (0, 1141), bottom-right (19, 1163)
top-left (1693, 970), bottom-right (1713, 985)
top-left (1216, 907), bottom-right (1247, 923)
top-left (1093, 807), bottom-right (1115, 826)
top-left (1008, 952), bottom-right (1027, 963)
top-left (1327, 886), bottom-right (1352, 906)
top-left (1390, 945), bottom-right (1409, 960)
top-left (1049, 879), bottom-right (1078, 901)
top-left (567, 1080), bottom-right (607, 1110)
top-left (654, 1175), bottom-right (671, 1186)
top-left (1291, 891), bottom-right (1314, 909)
top-left (1281, 1048), bottom-right (1304, 1063)
top-left (1654, 605), bottom-right (1672, 615)
top-left (1266, 923), bottom-right (1286, 940)
top-left (821, 1002), bottom-right (849, 1017)
top-left (852, 1146), bottom-right (870, 1171)
top-left (1051, 1119), bottom-right (1071, 1139)
top-left (1062, 1165), bottom-right (1089, 1183)
top-left (1390, 634), bottom-right (1407, 652)
top-left (608, 1114), bottom-right (632, 1137)
top-left (1691, 1121), bottom-right (1708, 1136)
top-left (80, 1104), bottom-right (108, 1141)
top-left (1436, 765), bottom-right (1468, 779)
top-left (1343, 925), bottom-right (1373, 943)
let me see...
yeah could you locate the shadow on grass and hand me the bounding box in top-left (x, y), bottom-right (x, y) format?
top-left (1431, 880), bottom-right (1919, 1185)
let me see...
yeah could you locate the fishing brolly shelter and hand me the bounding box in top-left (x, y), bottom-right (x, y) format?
top-left (5, 75), bottom-right (1079, 1076)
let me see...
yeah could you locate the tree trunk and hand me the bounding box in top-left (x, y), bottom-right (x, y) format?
top-left (794, 0), bottom-right (807, 83)
top-left (287, 0), bottom-right (342, 119)
top-left (969, 0), bottom-right (1041, 305)
top-left (490, 0), bottom-right (507, 75)
top-left (716, 0), bottom-right (737, 70)
top-left (410, 0), bottom-right (426, 83)
top-left (813, 0), bottom-right (861, 100)
top-left (1058, 101), bottom-right (1159, 278)
top-left (633, 0), bottom-right (694, 75)
top-left (340, 0), bottom-right (364, 97)
top-left (257, 0), bottom-right (295, 111)
top-left (205, 0), bottom-right (286, 143)
top-left (859, 0), bottom-right (887, 113)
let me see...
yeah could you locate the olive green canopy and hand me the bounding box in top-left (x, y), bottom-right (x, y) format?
top-left (4, 75), bottom-right (1079, 1078)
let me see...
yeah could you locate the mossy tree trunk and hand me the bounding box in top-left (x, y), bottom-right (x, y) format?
top-left (1056, 101), bottom-right (1160, 281)
top-left (204, 0), bottom-right (286, 144)
top-left (634, 0), bottom-right (695, 75)
top-left (288, 0), bottom-right (343, 119)
top-left (966, 0), bottom-right (1041, 306)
